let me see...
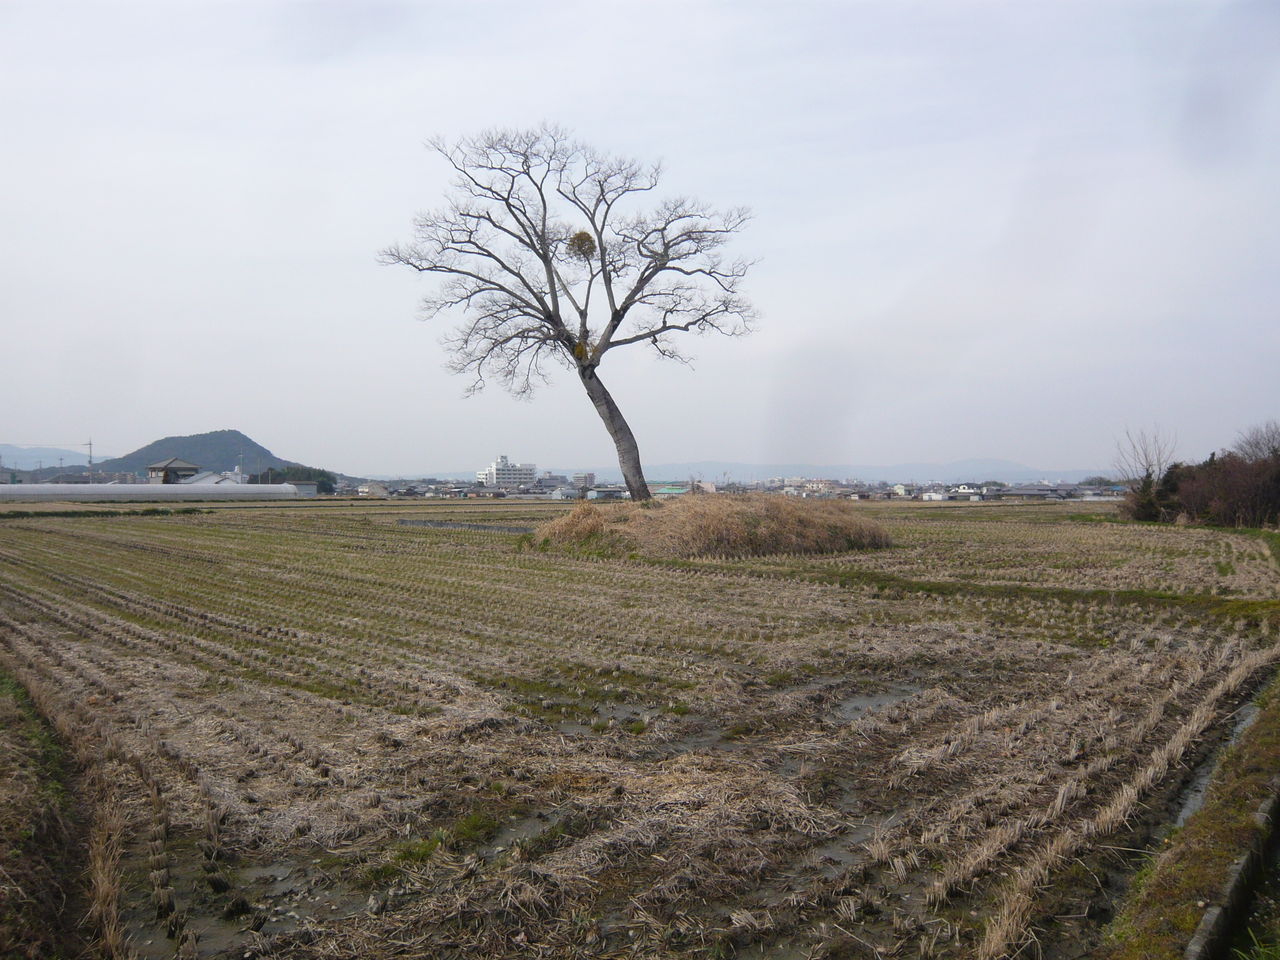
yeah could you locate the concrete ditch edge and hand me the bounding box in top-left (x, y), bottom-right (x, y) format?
top-left (1184, 779), bottom-right (1280, 960)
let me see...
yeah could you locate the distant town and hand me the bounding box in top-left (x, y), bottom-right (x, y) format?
top-left (0, 445), bottom-right (1125, 503)
top-left (0, 426), bottom-right (1126, 506)
top-left (349, 454), bottom-right (1123, 503)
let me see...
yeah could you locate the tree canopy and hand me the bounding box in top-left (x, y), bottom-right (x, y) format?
top-left (382, 125), bottom-right (755, 499)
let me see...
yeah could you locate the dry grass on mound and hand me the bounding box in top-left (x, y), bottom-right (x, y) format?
top-left (534, 493), bottom-right (892, 558)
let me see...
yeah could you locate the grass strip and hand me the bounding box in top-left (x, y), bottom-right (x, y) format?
top-left (0, 667), bottom-right (80, 957)
top-left (1103, 666), bottom-right (1280, 959)
top-left (635, 553), bottom-right (1280, 630)
top-left (1249, 528), bottom-right (1280, 567)
top-left (0, 506), bottom-right (207, 520)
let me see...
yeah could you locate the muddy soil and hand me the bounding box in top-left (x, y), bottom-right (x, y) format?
top-left (120, 839), bottom-right (370, 960)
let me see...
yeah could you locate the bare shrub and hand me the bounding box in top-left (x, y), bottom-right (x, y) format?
top-left (1115, 427), bottom-right (1178, 521)
top-left (1234, 419), bottom-right (1280, 463)
top-left (1114, 426), bottom-right (1177, 488)
top-left (535, 494), bottom-right (892, 558)
top-left (1118, 420), bottom-right (1280, 527)
top-left (1172, 451), bottom-right (1280, 528)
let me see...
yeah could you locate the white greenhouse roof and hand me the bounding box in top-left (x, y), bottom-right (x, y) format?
top-left (0, 483), bottom-right (299, 502)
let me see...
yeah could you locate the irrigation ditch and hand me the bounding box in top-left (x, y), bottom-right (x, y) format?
top-left (1184, 784), bottom-right (1280, 960)
top-left (1105, 667), bottom-right (1280, 960)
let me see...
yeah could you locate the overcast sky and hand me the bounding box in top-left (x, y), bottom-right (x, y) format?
top-left (3, 1), bottom-right (1278, 476)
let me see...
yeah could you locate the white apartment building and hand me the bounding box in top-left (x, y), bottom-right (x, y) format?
top-left (477, 454), bottom-right (536, 488)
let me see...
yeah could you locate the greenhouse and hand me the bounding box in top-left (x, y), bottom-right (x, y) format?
top-left (0, 483), bottom-right (299, 502)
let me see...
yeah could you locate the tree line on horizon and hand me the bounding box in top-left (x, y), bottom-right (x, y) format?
top-left (249, 465), bottom-right (337, 494)
top-left (1119, 420), bottom-right (1280, 528)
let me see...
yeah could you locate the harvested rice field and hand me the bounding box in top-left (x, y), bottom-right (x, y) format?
top-left (2, 499), bottom-right (1278, 959)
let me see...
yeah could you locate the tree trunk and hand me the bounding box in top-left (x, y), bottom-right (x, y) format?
top-left (578, 367), bottom-right (651, 501)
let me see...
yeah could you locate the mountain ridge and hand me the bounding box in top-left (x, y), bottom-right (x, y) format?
top-left (0, 443), bottom-right (114, 471)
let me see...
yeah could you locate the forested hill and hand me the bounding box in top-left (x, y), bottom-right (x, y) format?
top-left (98, 429), bottom-right (298, 474)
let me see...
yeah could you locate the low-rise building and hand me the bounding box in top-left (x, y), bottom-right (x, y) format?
top-left (181, 471), bottom-right (239, 485)
top-left (148, 458), bottom-right (200, 484)
top-left (653, 482), bottom-right (690, 498)
top-left (986, 484), bottom-right (1075, 500)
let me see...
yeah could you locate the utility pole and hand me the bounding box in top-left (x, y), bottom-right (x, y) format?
top-left (84, 439), bottom-right (94, 482)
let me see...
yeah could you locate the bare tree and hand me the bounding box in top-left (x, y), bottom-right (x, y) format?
top-left (1233, 419), bottom-right (1280, 463)
top-left (1113, 426), bottom-right (1178, 487)
top-left (381, 125), bottom-right (755, 500)
top-left (1114, 426), bottom-right (1179, 521)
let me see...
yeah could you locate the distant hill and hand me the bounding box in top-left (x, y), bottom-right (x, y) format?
top-left (97, 430), bottom-right (299, 475)
top-left (0, 443), bottom-right (114, 471)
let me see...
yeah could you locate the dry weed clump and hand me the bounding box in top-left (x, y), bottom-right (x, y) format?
top-left (535, 494), bottom-right (892, 558)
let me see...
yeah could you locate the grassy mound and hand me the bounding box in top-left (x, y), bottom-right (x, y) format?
top-left (534, 494), bottom-right (892, 559)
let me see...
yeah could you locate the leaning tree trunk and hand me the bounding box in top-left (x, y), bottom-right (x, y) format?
top-left (578, 366), bottom-right (652, 501)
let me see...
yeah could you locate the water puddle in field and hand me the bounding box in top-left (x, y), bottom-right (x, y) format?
top-left (489, 810), bottom-right (558, 847)
top-left (805, 820), bottom-right (881, 878)
top-left (731, 938), bottom-right (814, 960)
top-left (580, 682), bottom-right (929, 761)
top-left (482, 807), bottom-right (570, 860)
top-left (667, 721), bottom-right (746, 753)
top-left (122, 846), bottom-right (369, 960)
top-left (1173, 702), bottom-right (1260, 827)
top-left (553, 703), bottom-right (745, 757)
top-left (660, 730), bottom-right (752, 761)
top-left (831, 683), bottom-right (922, 723)
top-left (555, 701), bottom-right (654, 737)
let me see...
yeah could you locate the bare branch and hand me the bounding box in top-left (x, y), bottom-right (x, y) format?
top-left (1114, 427), bottom-right (1178, 487)
top-left (383, 124), bottom-right (757, 500)
top-left (1233, 420), bottom-right (1280, 463)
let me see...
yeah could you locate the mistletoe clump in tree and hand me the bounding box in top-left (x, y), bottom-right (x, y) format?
top-left (381, 125), bottom-right (755, 500)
